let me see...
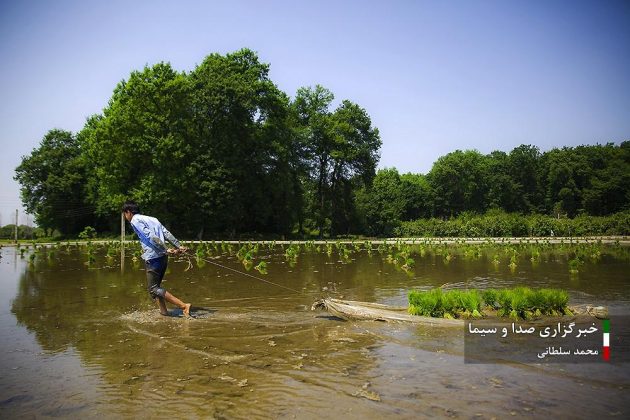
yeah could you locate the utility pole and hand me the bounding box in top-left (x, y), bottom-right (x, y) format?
top-left (15, 209), bottom-right (18, 242)
top-left (120, 212), bottom-right (125, 272)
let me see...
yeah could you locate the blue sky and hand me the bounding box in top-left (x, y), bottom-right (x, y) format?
top-left (1, 0), bottom-right (629, 226)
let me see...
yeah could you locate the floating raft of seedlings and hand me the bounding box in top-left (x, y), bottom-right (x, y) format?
top-left (311, 297), bottom-right (608, 325)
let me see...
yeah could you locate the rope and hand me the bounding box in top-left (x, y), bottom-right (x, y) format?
top-left (181, 251), bottom-right (304, 295)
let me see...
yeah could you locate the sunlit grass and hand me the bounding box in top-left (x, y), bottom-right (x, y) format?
top-left (409, 286), bottom-right (571, 320)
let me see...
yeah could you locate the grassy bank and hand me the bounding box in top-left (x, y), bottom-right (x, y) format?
top-left (395, 211), bottom-right (630, 238)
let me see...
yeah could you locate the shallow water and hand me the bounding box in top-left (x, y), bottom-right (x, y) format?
top-left (1, 243), bottom-right (629, 418)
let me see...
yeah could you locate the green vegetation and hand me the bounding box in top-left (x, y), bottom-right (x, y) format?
top-left (396, 210), bottom-right (630, 238)
top-left (78, 226), bottom-right (97, 240)
top-left (12, 47), bottom-right (629, 239)
top-left (14, 49), bottom-right (380, 238)
top-left (357, 143), bottom-right (630, 237)
top-left (408, 287), bottom-right (572, 320)
top-left (408, 288), bottom-right (483, 319)
top-left (254, 261), bottom-right (268, 274)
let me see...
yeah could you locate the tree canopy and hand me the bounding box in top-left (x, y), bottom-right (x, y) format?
top-left (14, 49), bottom-right (629, 238)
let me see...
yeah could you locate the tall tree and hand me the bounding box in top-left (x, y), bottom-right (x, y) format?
top-left (14, 129), bottom-right (95, 235)
top-left (485, 151), bottom-right (520, 212)
top-left (355, 168), bottom-right (406, 236)
top-left (508, 145), bottom-right (543, 213)
top-left (188, 49), bottom-right (297, 235)
top-left (293, 86), bottom-right (381, 236)
top-left (80, 62), bottom-right (193, 231)
top-left (293, 85), bottom-right (336, 235)
top-left (400, 172), bottom-right (433, 220)
top-left (328, 100), bottom-right (381, 235)
top-left (579, 142), bottom-right (630, 215)
top-left (427, 150), bottom-right (488, 217)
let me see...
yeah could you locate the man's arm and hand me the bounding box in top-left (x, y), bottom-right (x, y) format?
top-left (163, 226), bottom-right (188, 254)
top-left (163, 227), bottom-right (181, 248)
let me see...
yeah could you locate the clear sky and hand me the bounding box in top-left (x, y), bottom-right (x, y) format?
top-left (1, 0), bottom-right (629, 226)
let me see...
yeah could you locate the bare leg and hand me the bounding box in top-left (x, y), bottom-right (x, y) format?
top-left (163, 291), bottom-right (191, 317)
top-left (156, 297), bottom-right (168, 316)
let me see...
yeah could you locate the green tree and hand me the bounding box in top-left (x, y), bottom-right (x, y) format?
top-left (14, 129), bottom-right (95, 235)
top-left (400, 172), bottom-right (433, 220)
top-left (485, 151), bottom-right (520, 212)
top-left (355, 168), bottom-right (406, 236)
top-left (293, 85), bottom-right (336, 235)
top-left (508, 145), bottom-right (543, 213)
top-left (80, 49), bottom-right (299, 236)
top-left (541, 147), bottom-right (589, 217)
top-left (580, 142), bottom-right (630, 215)
top-left (188, 49), bottom-right (298, 235)
top-left (328, 100), bottom-right (381, 235)
top-left (80, 62), bottom-right (194, 232)
top-left (427, 150), bottom-right (488, 217)
top-left (293, 86), bottom-right (381, 236)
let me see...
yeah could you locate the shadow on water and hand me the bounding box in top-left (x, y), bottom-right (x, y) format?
top-left (2, 243), bottom-right (630, 418)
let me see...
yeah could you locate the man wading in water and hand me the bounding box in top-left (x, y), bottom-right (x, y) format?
top-left (122, 201), bottom-right (191, 317)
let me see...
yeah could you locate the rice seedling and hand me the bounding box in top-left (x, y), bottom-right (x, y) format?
top-left (408, 288), bottom-right (445, 317)
top-left (530, 247), bottom-right (541, 262)
top-left (254, 261), bottom-right (268, 274)
top-left (86, 252), bottom-right (96, 265)
top-left (568, 256), bottom-right (582, 274)
top-left (481, 289), bottom-right (498, 308)
top-left (408, 289), bottom-right (483, 319)
top-left (242, 259), bottom-right (254, 271)
top-left (409, 287), bottom-right (571, 320)
top-left (285, 244), bottom-right (300, 264)
top-left (401, 257), bottom-right (415, 272)
top-left (195, 245), bottom-right (206, 259)
top-left (339, 247), bottom-right (352, 264)
top-left (106, 245), bottom-right (117, 261)
top-left (195, 256), bottom-right (206, 268)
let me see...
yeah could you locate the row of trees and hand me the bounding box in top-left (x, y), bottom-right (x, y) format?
top-left (15, 49), bottom-right (380, 238)
top-left (0, 225), bottom-right (41, 240)
top-left (357, 143), bottom-right (630, 235)
top-left (14, 49), bottom-right (629, 238)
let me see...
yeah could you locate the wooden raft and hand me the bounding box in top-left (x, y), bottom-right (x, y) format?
top-left (311, 298), bottom-right (463, 327)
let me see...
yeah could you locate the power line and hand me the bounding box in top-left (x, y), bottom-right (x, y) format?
top-left (183, 251), bottom-right (304, 295)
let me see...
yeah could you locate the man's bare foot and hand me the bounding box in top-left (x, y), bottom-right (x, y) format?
top-left (183, 303), bottom-right (191, 317)
top-left (160, 310), bottom-right (169, 316)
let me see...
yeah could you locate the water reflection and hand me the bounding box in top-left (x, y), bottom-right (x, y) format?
top-left (3, 244), bottom-right (630, 417)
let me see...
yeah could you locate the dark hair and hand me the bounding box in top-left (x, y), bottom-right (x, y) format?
top-left (122, 200), bottom-right (140, 215)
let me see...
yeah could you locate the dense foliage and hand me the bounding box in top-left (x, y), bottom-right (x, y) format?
top-left (359, 143), bottom-right (630, 236)
top-left (14, 49), bottom-right (629, 238)
top-left (396, 210), bottom-right (630, 237)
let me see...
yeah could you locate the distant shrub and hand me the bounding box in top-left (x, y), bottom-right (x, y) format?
top-left (395, 211), bottom-right (630, 237)
top-left (78, 226), bottom-right (97, 240)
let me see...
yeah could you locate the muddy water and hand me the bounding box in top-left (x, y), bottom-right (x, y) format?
top-left (1, 244), bottom-right (629, 418)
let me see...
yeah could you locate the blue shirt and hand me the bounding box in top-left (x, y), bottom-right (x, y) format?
top-left (130, 214), bottom-right (181, 261)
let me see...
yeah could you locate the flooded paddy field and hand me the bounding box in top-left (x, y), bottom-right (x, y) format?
top-left (1, 240), bottom-right (629, 418)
